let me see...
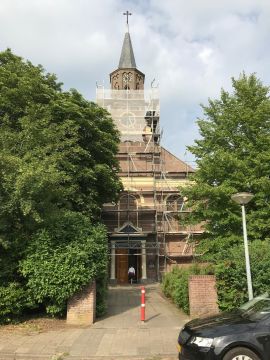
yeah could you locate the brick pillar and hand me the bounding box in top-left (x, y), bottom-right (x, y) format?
top-left (67, 281), bottom-right (96, 325)
top-left (189, 275), bottom-right (218, 318)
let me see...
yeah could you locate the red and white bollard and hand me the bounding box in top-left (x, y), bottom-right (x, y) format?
top-left (141, 286), bottom-right (146, 322)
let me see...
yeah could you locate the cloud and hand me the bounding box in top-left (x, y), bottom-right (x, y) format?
top-left (0, 0), bottom-right (270, 164)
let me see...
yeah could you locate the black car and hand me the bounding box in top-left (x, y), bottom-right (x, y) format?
top-left (178, 296), bottom-right (270, 360)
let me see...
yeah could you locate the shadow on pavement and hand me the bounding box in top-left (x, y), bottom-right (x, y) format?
top-left (95, 284), bottom-right (159, 321)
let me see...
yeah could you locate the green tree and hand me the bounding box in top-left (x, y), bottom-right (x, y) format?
top-left (182, 73), bottom-right (270, 259)
top-left (0, 49), bottom-right (122, 322)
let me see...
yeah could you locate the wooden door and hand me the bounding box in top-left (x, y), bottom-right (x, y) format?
top-left (116, 249), bottom-right (128, 284)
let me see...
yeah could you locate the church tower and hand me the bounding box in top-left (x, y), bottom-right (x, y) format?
top-left (110, 31), bottom-right (145, 90)
top-left (97, 14), bottom-right (199, 285)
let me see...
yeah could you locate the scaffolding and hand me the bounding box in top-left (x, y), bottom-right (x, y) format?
top-left (97, 85), bottom-right (160, 252)
top-left (97, 86), bottom-right (202, 281)
top-left (96, 88), bottom-right (160, 143)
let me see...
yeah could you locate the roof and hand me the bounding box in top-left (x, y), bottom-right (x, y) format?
top-left (118, 32), bottom-right (136, 69)
top-left (117, 142), bottom-right (195, 175)
top-left (161, 147), bottom-right (195, 173)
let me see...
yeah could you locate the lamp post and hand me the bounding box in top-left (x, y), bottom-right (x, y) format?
top-left (231, 192), bottom-right (254, 300)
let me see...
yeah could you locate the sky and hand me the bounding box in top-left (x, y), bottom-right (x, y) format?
top-left (1, 0), bottom-right (270, 166)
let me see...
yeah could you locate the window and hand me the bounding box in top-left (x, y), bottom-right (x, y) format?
top-left (118, 194), bottom-right (138, 227)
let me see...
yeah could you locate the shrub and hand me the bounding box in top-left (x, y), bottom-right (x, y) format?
top-left (162, 264), bottom-right (212, 314)
top-left (215, 240), bottom-right (270, 311)
top-left (163, 242), bottom-right (270, 315)
top-left (20, 212), bottom-right (108, 316)
top-left (0, 283), bottom-right (34, 324)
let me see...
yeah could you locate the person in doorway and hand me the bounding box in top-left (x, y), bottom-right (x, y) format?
top-left (128, 266), bottom-right (136, 284)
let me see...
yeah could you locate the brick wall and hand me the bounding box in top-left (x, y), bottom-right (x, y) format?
top-left (189, 275), bottom-right (218, 318)
top-left (67, 281), bottom-right (96, 326)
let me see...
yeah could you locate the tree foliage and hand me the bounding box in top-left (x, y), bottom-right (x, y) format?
top-left (0, 49), bottom-right (122, 322)
top-left (181, 73), bottom-right (270, 310)
top-left (182, 73), bottom-right (270, 258)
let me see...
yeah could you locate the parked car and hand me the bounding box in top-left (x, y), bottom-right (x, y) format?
top-left (178, 295), bottom-right (270, 360)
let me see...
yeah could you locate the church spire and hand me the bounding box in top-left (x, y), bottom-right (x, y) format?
top-left (110, 12), bottom-right (145, 90)
top-left (118, 32), bottom-right (136, 69)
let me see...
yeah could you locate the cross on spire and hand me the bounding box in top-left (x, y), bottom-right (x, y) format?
top-left (123, 10), bottom-right (132, 25)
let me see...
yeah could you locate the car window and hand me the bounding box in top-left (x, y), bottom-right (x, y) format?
top-left (241, 299), bottom-right (270, 321)
top-left (240, 293), bottom-right (269, 311)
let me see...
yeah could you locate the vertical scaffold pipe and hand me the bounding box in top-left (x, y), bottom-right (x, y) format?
top-left (141, 286), bottom-right (146, 321)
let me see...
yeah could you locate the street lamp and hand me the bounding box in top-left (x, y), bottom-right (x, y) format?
top-left (231, 192), bottom-right (254, 300)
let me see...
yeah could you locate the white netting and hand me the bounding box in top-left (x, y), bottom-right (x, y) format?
top-left (96, 88), bottom-right (160, 142)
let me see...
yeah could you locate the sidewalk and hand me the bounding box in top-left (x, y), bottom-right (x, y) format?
top-left (0, 284), bottom-right (189, 360)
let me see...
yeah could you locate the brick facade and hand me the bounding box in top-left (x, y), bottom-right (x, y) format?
top-left (67, 281), bottom-right (96, 325)
top-left (189, 275), bottom-right (219, 318)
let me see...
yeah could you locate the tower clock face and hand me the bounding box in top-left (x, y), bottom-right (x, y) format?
top-left (123, 73), bottom-right (133, 83)
top-left (119, 112), bottom-right (136, 128)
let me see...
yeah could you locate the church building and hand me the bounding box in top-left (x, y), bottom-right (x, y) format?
top-left (96, 19), bottom-right (202, 284)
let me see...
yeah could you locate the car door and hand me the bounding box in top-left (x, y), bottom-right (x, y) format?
top-left (257, 317), bottom-right (270, 359)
